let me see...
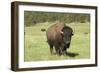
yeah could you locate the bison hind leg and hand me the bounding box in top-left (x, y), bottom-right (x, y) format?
top-left (49, 44), bottom-right (54, 55)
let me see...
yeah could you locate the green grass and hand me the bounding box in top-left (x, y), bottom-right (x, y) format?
top-left (24, 22), bottom-right (90, 61)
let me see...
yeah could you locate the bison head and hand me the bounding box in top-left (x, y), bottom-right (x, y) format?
top-left (60, 26), bottom-right (74, 48)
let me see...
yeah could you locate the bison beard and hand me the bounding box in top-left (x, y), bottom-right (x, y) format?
top-left (46, 22), bottom-right (74, 56)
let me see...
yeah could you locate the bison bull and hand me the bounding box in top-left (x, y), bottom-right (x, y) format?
top-left (46, 22), bottom-right (74, 56)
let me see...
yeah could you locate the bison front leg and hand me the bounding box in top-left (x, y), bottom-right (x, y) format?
top-left (62, 46), bottom-right (67, 55)
top-left (55, 46), bottom-right (62, 56)
top-left (62, 49), bottom-right (67, 55)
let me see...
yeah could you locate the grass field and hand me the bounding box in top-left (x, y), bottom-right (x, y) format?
top-left (24, 22), bottom-right (90, 61)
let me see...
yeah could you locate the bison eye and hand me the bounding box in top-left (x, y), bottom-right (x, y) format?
top-left (72, 33), bottom-right (74, 36)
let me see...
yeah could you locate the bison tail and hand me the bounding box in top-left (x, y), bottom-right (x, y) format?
top-left (41, 28), bottom-right (46, 32)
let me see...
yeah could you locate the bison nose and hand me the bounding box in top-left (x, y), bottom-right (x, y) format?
top-left (66, 43), bottom-right (70, 48)
top-left (64, 42), bottom-right (70, 48)
top-left (65, 41), bottom-right (70, 44)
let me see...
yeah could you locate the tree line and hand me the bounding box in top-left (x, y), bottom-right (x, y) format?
top-left (24, 11), bottom-right (90, 26)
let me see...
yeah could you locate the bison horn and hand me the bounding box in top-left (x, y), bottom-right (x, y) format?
top-left (60, 31), bottom-right (63, 34)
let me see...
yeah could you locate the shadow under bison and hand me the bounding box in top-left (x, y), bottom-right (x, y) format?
top-left (65, 52), bottom-right (79, 57)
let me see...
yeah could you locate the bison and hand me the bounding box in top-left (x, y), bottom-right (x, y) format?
top-left (46, 22), bottom-right (74, 56)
